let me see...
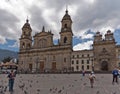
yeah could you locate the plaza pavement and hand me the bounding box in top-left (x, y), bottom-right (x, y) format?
top-left (0, 73), bottom-right (120, 94)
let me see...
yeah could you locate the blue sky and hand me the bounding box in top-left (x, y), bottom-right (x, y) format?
top-left (0, 0), bottom-right (120, 52)
top-left (0, 29), bottom-right (120, 52)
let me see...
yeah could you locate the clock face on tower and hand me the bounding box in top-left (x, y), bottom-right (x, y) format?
top-left (64, 28), bottom-right (67, 31)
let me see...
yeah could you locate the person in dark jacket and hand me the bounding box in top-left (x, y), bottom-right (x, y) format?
top-left (112, 68), bottom-right (119, 84)
top-left (7, 70), bottom-right (16, 92)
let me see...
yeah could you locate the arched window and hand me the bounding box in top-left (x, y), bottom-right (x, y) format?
top-left (22, 42), bottom-right (25, 48)
top-left (64, 37), bottom-right (67, 43)
top-left (23, 31), bottom-right (26, 35)
top-left (64, 24), bottom-right (67, 28)
top-left (27, 43), bottom-right (31, 48)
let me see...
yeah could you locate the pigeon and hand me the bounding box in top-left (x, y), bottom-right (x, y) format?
top-left (37, 89), bottom-right (40, 92)
top-left (83, 83), bottom-right (87, 85)
top-left (24, 90), bottom-right (28, 94)
top-left (49, 88), bottom-right (52, 92)
top-left (58, 89), bottom-right (62, 93)
top-left (4, 86), bottom-right (7, 92)
top-left (19, 83), bottom-right (25, 90)
top-left (113, 92), bottom-right (116, 94)
top-left (96, 91), bottom-right (100, 94)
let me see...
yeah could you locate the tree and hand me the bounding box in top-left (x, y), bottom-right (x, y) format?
top-left (2, 56), bottom-right (13, 63)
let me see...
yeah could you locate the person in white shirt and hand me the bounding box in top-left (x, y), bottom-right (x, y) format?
top-left (89, 72), bottom-right (96, 88)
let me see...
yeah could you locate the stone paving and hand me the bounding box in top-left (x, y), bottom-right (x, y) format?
top-left (0, 73), bottom-right (120, 94)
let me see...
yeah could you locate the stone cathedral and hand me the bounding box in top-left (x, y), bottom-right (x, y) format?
top-left (19, 10), bottom-right (73, 72)
top-left (19, 9), bottom-right (120, 73)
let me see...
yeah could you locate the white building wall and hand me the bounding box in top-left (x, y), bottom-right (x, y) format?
top-left (71, 50), bottom-right (93, 72)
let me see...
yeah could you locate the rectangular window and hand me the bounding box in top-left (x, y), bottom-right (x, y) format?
top-left (82, 65), bottom-right (84, 70)
top-left (73, 55), bottom-right (74, 58)
top-left (87, 65), bottom-right (89, 69)
top-left (72, 61), bottom-right (74, 64)
top-left (71, 67), bottom-right (74, 71)
top-left (87, 54), bottom-right (89, 57)
top-left (64, 58), bottom-right (66, 62)
top-left (87, 60), bottom-right (89, 64)
top-left (81, 60), bottom-right (84, 64)
top-left (76, 60), bottom-right (79, 64)
top-left (82, 55), bottom-right (84, 57)
top-left (76, 66), bottom-right (79, 70)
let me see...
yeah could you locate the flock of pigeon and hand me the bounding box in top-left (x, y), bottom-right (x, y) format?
top-left (0, 73), bottom-right (119, 94)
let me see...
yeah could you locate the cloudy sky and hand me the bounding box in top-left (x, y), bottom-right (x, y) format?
top-left (0, 0), bottom-right (120, 52)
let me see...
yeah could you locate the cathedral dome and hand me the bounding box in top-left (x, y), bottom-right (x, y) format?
top-left (22, 19), bottom-right (32, 30)
top-left (61, 9), bottom-right (72, 22)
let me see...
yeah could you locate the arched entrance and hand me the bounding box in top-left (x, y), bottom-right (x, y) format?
top-left (101, 61), bottom-right (108, 71)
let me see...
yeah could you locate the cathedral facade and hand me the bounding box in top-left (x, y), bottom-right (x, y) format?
top-left (18, 10), bottom-right (73, 72)
top-left (71, 31), bottom-right (118, 72)
top-left (18, 9), bottom-right (120, 73)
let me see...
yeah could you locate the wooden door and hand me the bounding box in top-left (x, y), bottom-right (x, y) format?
top-left (40, 61), bottom-right (44, 72)
top-left (29, 64), bottom-right (32, 71)
top-left (101, 61), bottom-right (108, 71)
top-left (52, 62), bottom-right (56, 72)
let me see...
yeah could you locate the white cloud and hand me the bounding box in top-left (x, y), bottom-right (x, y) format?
top-left (8, 41), bottom-right (19, 48)
top-left (0, 35), bottom-right (6, 44)
top-left (73, 41), bottom-right (93, 51)
top-left (0, 0), bottom-right (120, 51)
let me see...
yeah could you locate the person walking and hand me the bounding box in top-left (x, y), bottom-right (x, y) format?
top-left (112, 67), bottom-right (119, 85)
top-left (82, 70), bottom-right (85, 77)
top-left (89, 72), bottom-right (96, 88)
top-left (7, 70), bottom-right (16, 92)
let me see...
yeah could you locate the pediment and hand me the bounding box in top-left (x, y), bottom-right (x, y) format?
top-left (35, 31), bottom-right (52, 37)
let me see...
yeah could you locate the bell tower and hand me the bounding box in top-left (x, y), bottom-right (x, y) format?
top-left (19, 19), bottom-right (32, 50)
top-left (60, 9), bottom-right (73, 46)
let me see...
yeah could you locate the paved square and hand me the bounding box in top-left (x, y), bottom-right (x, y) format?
top-left (0, 73), bottom-right (120, 94)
